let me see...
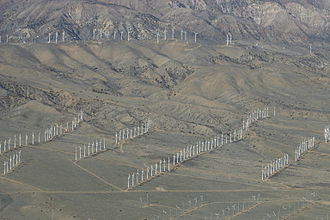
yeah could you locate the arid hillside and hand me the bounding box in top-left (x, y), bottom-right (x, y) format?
top-left (0, 1), bottom-right (329, 219)
top-left (0, 0), bottom-right (329, 44)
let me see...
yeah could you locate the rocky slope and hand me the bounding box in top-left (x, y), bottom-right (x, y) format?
top-left (0, 0), bottom-right (328, 45)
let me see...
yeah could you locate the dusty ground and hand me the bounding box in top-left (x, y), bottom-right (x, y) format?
top-left (0, 39), bottom-right (329, 219)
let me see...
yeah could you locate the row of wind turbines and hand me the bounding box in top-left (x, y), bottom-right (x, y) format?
top-left (0, 27), bottom-right (235, 46)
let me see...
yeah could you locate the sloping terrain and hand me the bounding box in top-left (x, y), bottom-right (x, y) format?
top-left (0, 0), bottom-right (329, 219)
top-left (0, 0), bottom-right (329, 44)
top-left (0, 38), bottom-right (329, 219)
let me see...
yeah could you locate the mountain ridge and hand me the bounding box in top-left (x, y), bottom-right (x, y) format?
top-left (0, 0), bottom-right (328, 45)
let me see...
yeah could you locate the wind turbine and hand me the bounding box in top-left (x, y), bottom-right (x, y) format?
top-left (164, 28), bottom-right (167, 40)
top-left (93, 29), bottom-right (96, 40)
top-left (113, 31), bottom-right (117, 40)
top-left (156, 32), bottom-right (160, 44)
top-left (194, 32), bottom-right (198, 43)
top-left (55, 32), bottom-right (58, 44)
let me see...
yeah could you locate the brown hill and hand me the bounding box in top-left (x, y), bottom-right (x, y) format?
top-left (0, 0), bottom-right (329, 45)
